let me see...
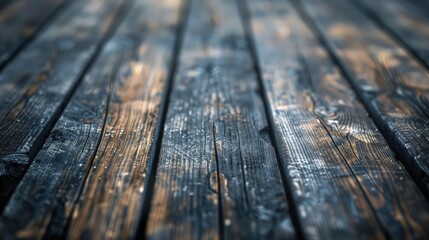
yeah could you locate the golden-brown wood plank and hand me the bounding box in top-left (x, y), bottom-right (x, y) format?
top-left (0, 0), bottom-right (69, 68)
top-left (244, 0), bottom-right (429, 238)
top-left (297, 0), bottom-right (429, 199)
top-left (62, 0), bottom-right (184, 239)
top-left (145, 0), bottom-right (295, 239)
top-left (0, 0), bottom-right (128, 209)
top-left (353, 0), bottom-right (429, 68)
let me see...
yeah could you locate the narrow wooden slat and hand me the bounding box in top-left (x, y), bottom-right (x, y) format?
top-left (297, 0), bottom-right (429, 198)
top-left (145, 0), bottom-right (295, 239)
top-left (0, 0), bottom-right (128, 208)
top-left (62, 0), bottom-right (184, 239)
top-left (354, 0), bottom-right (429, 68)
top-left (0, 0), bottom-right (69, 68)
top-left (244, 0), bottom-right (429, 238)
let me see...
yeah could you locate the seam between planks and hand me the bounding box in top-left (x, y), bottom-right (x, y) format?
top-left (213, 123), bottom-right (225, 240)
top-left (236, 0), bottom-right (304, 238)
top-left (0, 0), bottom-right (73, 71)
top-left (58, 61), bottom-right (120, 239)
top-left (135, 0), bottom-right (192, 237)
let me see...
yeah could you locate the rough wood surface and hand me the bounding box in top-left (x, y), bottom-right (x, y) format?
top-left (0, 1), bottom-right (157, 237)
top-left (298, 0), bottom-right (429, 198)
top-left (63, 0), bottom-right (184, 239)
top-left (0, 0), bottom-right (128, 209)
top-left (145, 0), bottom-right (294, 239)
top-left (244, 0), bottom-right (429, 238)
top-left (354, 0), bottom-right (429, 68)
top-left (0, 0), bottom-right (69, 68)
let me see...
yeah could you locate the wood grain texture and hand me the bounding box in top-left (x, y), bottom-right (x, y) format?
top-left (0, 0), bottom-right (69, 68)
top-left (0, 0), bottom-right (127, 209)
top-left (244, 0), bottom-right (429, 238)
top-left (145, 0), bottom-right (294, 239)
top-left (63, 0), bottom-right (184, 239)
top-left (354, 0), bottom-right (429, 68)
top-left (0, 3), bottom-right (155, 238)
top-left (298, 0), bottom-right (429, 198)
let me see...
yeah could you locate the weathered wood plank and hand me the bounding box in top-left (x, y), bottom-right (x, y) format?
top-left (145, 0), bottom-right (294, 239)
top-left (0, 0), bottom-right (128, 209)
top-left (0, 3), bottom-right (157, 237)
top-left (244, 0), bottom-right (429, 238)
top-left (297, 0), bottom-right (429, 199)
top-left (353, 0), bottom-right (429, 68)
top-left (62, 0), bottom-right (184, 239)
top-left (0, 0), bottom-right (69, 68)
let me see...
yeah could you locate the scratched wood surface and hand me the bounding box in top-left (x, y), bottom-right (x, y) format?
top-left (145, 0), bottom-right (294, 239)
top-left (0, 0), bottom-right (429, 239)
top-left (244, 0), bottom-right (429, 238)
top-left (0, 0), bottom-right (69, 68)
top-left (0, 0), bottom-right (182, 238)
top-left (64, 0), bottom-right (183, 239)
top-left (0, 0), bottom-right (128, 209)
top-left (297, 0), bottom-right (429, 198)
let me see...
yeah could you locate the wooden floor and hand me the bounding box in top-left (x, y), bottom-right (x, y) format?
top-left (0, 0), bottom-right (429, 239)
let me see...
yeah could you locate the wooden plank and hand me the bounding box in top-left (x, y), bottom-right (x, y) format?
top-left (61, 0), bottom-right (184, 239)
top-left (145, 0), bottom-right (295, 239)
top-left (0, 0), bottom-right (69, 68)
top-left (244, 0), bottom-right (429, 238)
top-left (353, 0), bottom-right (429, 68)
top-left (0, 0), bottom-right (128, 209)
top-left (297, 0), bottom-right (429, 198)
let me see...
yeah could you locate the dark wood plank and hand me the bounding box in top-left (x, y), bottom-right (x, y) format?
top-left (145, 0), bottom-right (295, 239)
top-left (0, 0), bottom-right (128, 209)
top-left (0, 0), bottom-right (69, 68)
top-left (353, 0), bottom-right (429, 68)
top-left (244, 0), bottom-right (429, 238)
top-left (61, 0), bottom-right (184, 239)
top-left (297, 0), bottom-right (429, 199)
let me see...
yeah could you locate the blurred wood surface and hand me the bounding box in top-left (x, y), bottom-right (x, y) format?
top-left (0, 0), bottom-right (429, 238)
